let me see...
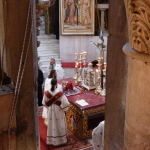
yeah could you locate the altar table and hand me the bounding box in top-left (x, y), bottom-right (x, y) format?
top-left (59, 78), bottom-right (105, 140)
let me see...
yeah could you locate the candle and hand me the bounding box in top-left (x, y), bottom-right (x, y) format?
top-left (79, 53), bottom-right (83, 60)
top-left (104, 63), bottom-right (107, 69)
top-left (76, 62), bottom-right (78, 67)
top-left (82, 52), bottom-right (86, 60)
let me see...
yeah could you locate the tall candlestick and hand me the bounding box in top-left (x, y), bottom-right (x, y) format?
top-left (73, 53), bottom-right (79, 80)
top-left (78, 53), bottom-right (83, 82)
top-left (101, 68), bottom-right (106, 96)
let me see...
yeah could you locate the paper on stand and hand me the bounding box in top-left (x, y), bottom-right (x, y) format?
top-left (75, 99), bottom-right (89, 106)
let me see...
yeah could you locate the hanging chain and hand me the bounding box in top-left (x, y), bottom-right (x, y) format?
top-left (8, 0), bottom-right (32, 149)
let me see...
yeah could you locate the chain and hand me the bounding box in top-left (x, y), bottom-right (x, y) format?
top-left (8, 0), bottom-right (32, 149)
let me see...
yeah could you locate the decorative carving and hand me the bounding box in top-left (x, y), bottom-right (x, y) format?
top-left (66, 103), bottom-right (105, 140)
top-left (36, 1), bottom-right (50, 12)
top-left (124, 0), bottom-right (150, 54)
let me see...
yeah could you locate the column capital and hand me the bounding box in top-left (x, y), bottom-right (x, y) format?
top-left (96, 4), bottom-right (109, 10)
top-left (123, 43), bottom-right (150, 63)
top-left (124, 0), bottom-right (150, 54)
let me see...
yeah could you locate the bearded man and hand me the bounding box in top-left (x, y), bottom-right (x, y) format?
top-left (47, 58), bottom-right (65, 80)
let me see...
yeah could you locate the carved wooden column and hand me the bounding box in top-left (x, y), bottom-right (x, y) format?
top-left (123, 0), bottom-right (150, 149)
top-left (0, 0), bottom-right (39, 149)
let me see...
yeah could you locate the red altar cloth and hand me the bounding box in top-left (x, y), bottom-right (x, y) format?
top-left (58, 78), bottom-right (105, 110)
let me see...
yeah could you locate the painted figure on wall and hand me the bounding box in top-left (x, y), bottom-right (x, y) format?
top-left (62, 0), bottom-right (94, 35)
top-left (64, 0), bottom-right (76, 25)
top-left (78, 0), bottom-right (91, 25)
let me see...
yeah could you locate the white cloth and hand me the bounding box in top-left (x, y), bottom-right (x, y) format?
top-left (92, 121), bottom-right (105, 150)
top-left (42, 78), bottom-right (63, 126)
top-left (47, 63), bottom-right (65, 80)
top-left (42, 78), bottom-right (52, 125)
top-left (42, 88), bottom-right (70, 146)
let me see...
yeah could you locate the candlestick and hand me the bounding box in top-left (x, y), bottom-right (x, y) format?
top-left (78, 53), bottom-right (83, 81)
top-left (82, 52), bottom-right (87, 84)
top-left (73, 53), bottom-right (79, 79)
top-left (101, 68), bottom-right (106, 96)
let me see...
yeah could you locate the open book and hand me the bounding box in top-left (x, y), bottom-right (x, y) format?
top-left (75, 99), bottom-right (89, 106)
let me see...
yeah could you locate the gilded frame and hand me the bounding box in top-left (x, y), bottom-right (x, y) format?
top-left (61, 0), bottom-right (95, 35)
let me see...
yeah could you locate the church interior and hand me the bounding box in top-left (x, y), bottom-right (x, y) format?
top-left (0, 0), bottom-right (150, 150)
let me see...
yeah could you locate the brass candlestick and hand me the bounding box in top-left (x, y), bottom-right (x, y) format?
top-left (73, 53), bottom-right (79, 79)
top-left (95, 58), bottom-right (102, 94)
top-left (101, 63), bottom-right (106, 96)
top-left (78, 53), bottom-right (83, 82)
top-left (82, 51), bottom-right (87, 84)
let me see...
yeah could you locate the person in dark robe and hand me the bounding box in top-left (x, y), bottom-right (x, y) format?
top-left (38, 68), bottom-right (44, 106)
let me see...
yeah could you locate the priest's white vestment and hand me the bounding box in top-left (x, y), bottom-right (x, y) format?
top-left (92, 121), bottom-right (105, 150)
top-left (47, 63), bottom-right (65, 80)
top-left (42, 78), bottom-right (63, 126)
top-left (42, 88), bottom-right (69, 146)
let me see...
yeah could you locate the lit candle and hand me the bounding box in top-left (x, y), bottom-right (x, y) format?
top-left (97, 57), bottom-right (101, 64)
top-left (76, 62), bottom-right (78, 67)
top-left (104, 63), bottom-right (107, 69)
top-left (79, 53), bottom-right (83, 61)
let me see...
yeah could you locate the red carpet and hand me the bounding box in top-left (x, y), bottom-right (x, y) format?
top-left (39, 116), bottom-right (92, 150)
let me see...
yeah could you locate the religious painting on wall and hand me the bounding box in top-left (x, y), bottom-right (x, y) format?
top-left (61, 0), bottom-right (95, 35)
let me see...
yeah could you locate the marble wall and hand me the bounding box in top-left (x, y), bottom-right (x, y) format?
top-left (60, 35), bottom-right (107, 78)
top-left (60, 35), bottom-right (107, 63)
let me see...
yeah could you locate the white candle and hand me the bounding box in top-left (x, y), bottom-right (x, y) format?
top-left (76, 62), bottom-right (78, 67)
top-left (104, 63), bottom-right (107, 69)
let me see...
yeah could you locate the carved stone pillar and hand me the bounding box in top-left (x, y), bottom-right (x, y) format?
top-left (124, 0), bottom-right (150, 54)
top-left (123, 0), bottom-right (150, 149)
top-left (123, 44), bottom-right (150, 150)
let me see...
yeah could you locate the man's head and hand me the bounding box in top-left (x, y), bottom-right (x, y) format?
top-left (50, 58), bottom-right (56, 65)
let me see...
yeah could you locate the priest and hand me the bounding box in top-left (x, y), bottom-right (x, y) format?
top-left (42, 78), bottom-right (70, 146)
top-left (47, 58), bottom-right (65, 80)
